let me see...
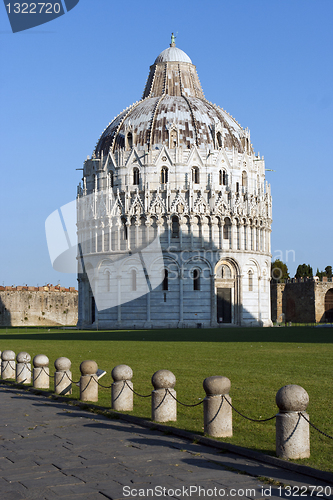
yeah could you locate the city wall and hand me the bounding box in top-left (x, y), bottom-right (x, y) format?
top-left (271, 279), bottom-right (333, 323)
top-left (0, 286), bottom-right (78, 327)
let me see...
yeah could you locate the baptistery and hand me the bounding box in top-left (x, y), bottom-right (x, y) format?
top-left (77, 36), bottom-right (272, 328)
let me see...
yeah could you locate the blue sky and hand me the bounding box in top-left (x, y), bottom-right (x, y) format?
top-left (1, 0), bottom-right (332, 287)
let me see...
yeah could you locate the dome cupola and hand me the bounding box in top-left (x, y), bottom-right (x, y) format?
top-left (95, 35), bottom-right (247, 156)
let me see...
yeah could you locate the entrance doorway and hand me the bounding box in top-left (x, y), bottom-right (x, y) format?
top-left (217, 288), bottom-right (231, 323)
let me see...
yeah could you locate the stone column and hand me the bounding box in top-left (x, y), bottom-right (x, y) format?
top-left (1, 350), bottom-right (16, 380)
top-left (239, 221), bottom-right (243, 251)
top-left (151, 370), bottom-right (177, 422)
top-left (54, 357), bottom-right (72, 395)
top-left (33, 355), bottom-right (50, 389)
top-left (220, 219), bottom-right (224, 250)
top-left (203, 376), bottom-right (232, 437)
top-left (276, 385), bottom-right (310, 459)
top-left (16, 352), bottom-right (31, 384)
top-left (80, 360), bottom-right (98, 402)
top-left (111, 364), bottom-right (133, 411)
top-left (211, 274), bottom-right (217, 326)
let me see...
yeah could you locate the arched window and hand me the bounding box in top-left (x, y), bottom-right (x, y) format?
top-left (161, 167), bottom-right (168, 184)
top-left (131, 269), bottom-right (137, 291)
top-left (242, 171), bottom-right (247, 188)
top-left (236, 182), bottom-right (239, 193)
top-left (217, 131), bottom-right (223, 148)
top-left (223, 218), bottom-right (231, 241)
top-left (127, 132), bottom-right (133, 149)
top-left (171, 216), bottom-right (179, 238)
top-left (133, 167), bottom-right (139, 185)
top-left (193, 268), bottom-right (200, 291)
top-left (163, 269), bottom-right (168, 291)
top-left (216, 264), bottom-right (231, 279)
top-left (192, 167), bottom-right (199, 184)
top-left (106, 270), bottom-right (111, 292)
top-left (109, 171), bottom-right (114, 188)
top-left (248, 270), bottom-right (253, 291)
top-left (219, 169), bottom-right (227, 186)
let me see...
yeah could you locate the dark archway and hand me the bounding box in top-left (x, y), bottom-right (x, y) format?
top-left (325, 289), bottom-right (333, 322)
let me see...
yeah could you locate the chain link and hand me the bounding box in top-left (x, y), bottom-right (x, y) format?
top-left (125, 380), bottom-right (151, 398)
top-left (166, 388), bottom-right (204, 407)
top-left (152, 388), bottom-right (168, 411)
top-left (223, 396), bottom-right (276, 422)
top-left (95, 377), bottom-right (113, 389)
top-left (299, 412), bottom-right (333, 440)
top-left (64, 371), bottom-right (80, 385)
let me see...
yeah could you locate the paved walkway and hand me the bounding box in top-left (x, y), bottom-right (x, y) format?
top-left (0, 385), bottom-right (332, 500)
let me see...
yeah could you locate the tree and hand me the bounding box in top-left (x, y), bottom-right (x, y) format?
top-left (316, 265), bottom-right (332, 279)
top-left (325, 266), bottom-right (332, 278)
top-left (271, 259), bottom-right (289, 282)
top-left (295, 263), bottom-right (313, 278)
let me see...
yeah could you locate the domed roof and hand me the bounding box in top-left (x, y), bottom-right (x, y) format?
top-left (95, 38), bottom-right (247, 156)
top-left (154, 46), bottom-right (192, 64)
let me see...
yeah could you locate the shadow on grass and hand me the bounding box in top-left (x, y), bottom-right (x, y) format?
top-left (0, 326), bottom-right (332, 343)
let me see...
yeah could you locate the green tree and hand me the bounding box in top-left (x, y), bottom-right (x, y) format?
top-left (316, 265), bottom-right (332, 279)
top-left (325, 266), bottom-right (332, 278)
top-left (271, 259), bottom-right (289, 282)
top-left (295, 263), bottom-right (313, 278)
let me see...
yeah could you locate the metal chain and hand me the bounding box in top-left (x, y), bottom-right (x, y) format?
top-left (152, 388), bottom-right (168, 411)
top-left (95, 378), bottom-right (113, 389)
top-left (64, 371), bottom-right (80, 385)
top-left (206, 395), bottom-right (224, 426)
top-left (223, 397), bottom-right (277, 422)
top-left (299, 412), bottom-right (333, 440)
top-left (42, 367), bottom-right (53, 378)
top-left (125, 380), bottom-right (151, 398)
top-left (54, 372), bottom-right (66, 387)
top-left (80, 375), bottom-right (93, 393)
top-left (166, 388), bottom-right (204, 407)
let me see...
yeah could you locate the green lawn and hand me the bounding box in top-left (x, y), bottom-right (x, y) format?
top-left (0, 326), bottom-right (332, 473)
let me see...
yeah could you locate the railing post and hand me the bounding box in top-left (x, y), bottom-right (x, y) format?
top-left (33, 355), bottom-right (50, 389)
top-left (276, 384), bottom-right (310, 459)
top-left (111, 364), bottom-right (133, 411)
top-left (1, 350), bottom-right (16, 380)
top-left (16, 352), bottom-right (31, 384)
top-left (54, 357), bottom-right (72, 395)
top-left (203, 376), bottom-right (232, 437)
top-left (151, 370), bottom-right (176, 422)
top-left (80, 360), bottom-right (98, 402)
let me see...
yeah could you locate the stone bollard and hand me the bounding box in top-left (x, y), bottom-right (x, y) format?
top-left (276, 384), bottom-right (310, 459)
top-left (54, 357), bottom-right (72, 396)
top-left (33, 355), bottom-right (50, 389)
top-left (111, 365), bottom-right (133, 411)
top-left (16, 352), bottom-right (32, 384)
top-left (80, 360), bottom-right (98, 402)
top-left (1, 350), bottom-right (16, 379)
top-left (151, 370), bottom-right (177, 422)
top-left (203, 376), bottom-right (232, 437)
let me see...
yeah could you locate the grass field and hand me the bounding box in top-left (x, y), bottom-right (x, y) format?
top-left (0, 326), bottom-right (332, 473)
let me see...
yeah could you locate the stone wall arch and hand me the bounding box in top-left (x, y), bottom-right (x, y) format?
top-left (214, 257), bottom-right (241, 325)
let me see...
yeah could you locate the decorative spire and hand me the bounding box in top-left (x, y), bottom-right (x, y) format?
top-left (170, 32), bottom-right (176, 47)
